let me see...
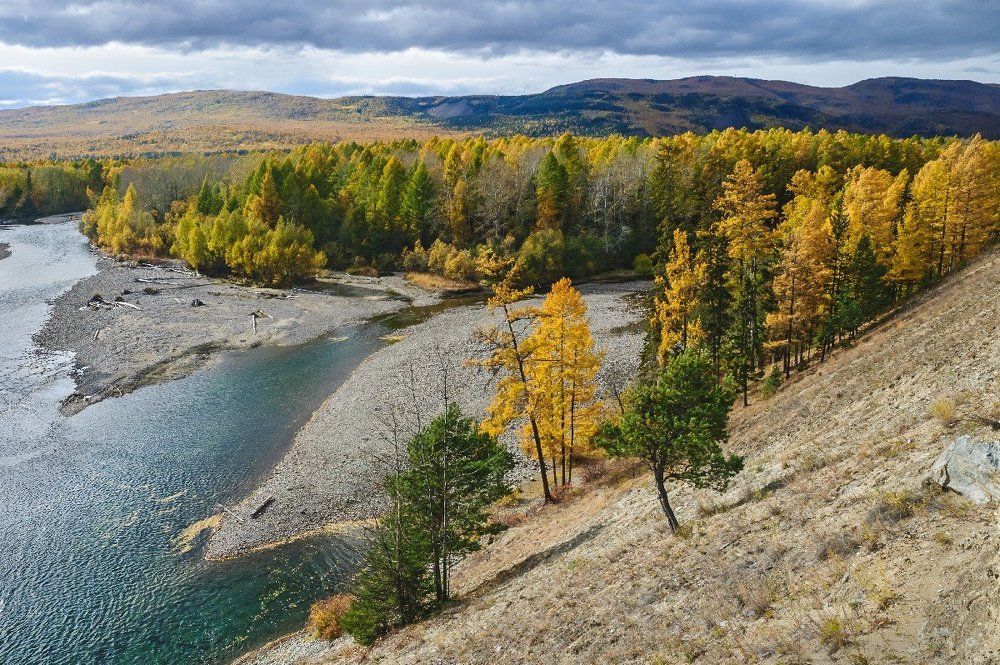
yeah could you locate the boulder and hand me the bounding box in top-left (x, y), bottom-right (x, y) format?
top-left (931, 436), bottom-right (1000, 505)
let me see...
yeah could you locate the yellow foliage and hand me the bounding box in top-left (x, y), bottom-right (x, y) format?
top-left (654, 228), bottom-right (706, 363)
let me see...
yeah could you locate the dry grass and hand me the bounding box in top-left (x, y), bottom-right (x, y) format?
top-left (929, 396), bottom-right (958, 425)
top-left (403, 272), bottom-right (479, 292)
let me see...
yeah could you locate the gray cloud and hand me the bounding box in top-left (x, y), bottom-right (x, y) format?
top-left (0, 0), bottom-right (995, 62)
top-left (0, 70), bottom-right (193, 107)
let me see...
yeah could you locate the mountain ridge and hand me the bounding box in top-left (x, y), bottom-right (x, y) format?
top-left (1, 76), bottom-right (997, 158)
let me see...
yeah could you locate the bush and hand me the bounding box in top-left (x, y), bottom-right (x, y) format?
top-left (515, 229), bottom-right (564, 286)
top-left (928, 397), bottom-right (957, 425)
top-left (443, 249), bottom-right (476, 281)
top-left (632, 253), bottom-right (653, 276)
top-left (346, 256), bottom-right (379, 277)
top-left (427, 238), bottom-right (452, 274)
top-left (308, 594), bottom-right (353, 640)
top-left (762, 366), bottom-right (782, 398)
top-left (402, 240), bottom-right (429, 272)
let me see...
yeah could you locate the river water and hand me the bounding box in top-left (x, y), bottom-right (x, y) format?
top-left (0, 221), bottom-right (399, 663)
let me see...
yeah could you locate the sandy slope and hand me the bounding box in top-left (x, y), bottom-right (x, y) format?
top-left (242, 249), bottom-right (1000, 665)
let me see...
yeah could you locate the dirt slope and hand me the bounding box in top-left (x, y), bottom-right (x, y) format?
top-left (243, 248), bottom-right (1000, 665)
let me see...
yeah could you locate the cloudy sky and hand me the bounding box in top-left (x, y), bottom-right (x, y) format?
top-left (0, 0), bottom-right (997, 108)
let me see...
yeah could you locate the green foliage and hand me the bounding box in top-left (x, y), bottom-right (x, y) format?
top-left (343, 404), bottom-right (513, 644)
top-left (632, 253), bottom-right (653, 276)
top-left (596, 350), bottom-right (743, 531)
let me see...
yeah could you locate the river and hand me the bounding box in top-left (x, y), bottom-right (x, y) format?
top-left (0, 221), bottom-right (405, 663)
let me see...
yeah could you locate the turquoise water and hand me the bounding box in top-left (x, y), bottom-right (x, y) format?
top-left (0, 222), bottom-right (403, 664)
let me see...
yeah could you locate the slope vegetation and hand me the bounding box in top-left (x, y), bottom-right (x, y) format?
top-left (245, 247), bottom-right (1000, 664)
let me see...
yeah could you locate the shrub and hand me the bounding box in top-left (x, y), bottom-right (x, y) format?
top-left (815, 530), bottom-right (861, 561)
top-left (633, 253), bottom-right (653, 276)
top-left (869, 488), bottom-right (925, 523)
top-left (427, 238), bottom-right (452, 274)
top-left (929, 397), bottom-right (957, 425)
top-left (346, 256), bottom-right (379, 277)
top-left (443, 249), bottom-right (476, 281)
top-left (308, 594), bottom-right (353, 640)
top-left (818, 616), bottom-right (851, 652)
top-left (762, 366), bottom-right (782, 398)
top-left (402, 240), bottom-right (429, 272)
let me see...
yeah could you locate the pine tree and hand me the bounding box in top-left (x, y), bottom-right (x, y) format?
top-left (596, 350), bottom-right (743, 532)
top-left (536, 151), bottom-right (568, 231)
top-left (400, 160), bottom-right (436, 243)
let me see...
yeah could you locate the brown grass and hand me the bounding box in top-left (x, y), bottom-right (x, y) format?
top-left (404, 271), bottom-right (479, 292)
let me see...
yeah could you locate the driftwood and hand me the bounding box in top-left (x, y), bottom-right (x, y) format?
top-left (249, 309), bottom-right (272, 333)
top-left (84, 293), bottom-right (140, 311)
top-left (250, 496), bottom-right (275, 518)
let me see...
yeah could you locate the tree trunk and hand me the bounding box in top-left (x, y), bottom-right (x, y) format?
top-left (652, 464), bottom-right (680, 532)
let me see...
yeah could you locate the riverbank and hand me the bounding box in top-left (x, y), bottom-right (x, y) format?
top-left (36, 254), bottom-right (436, 414)
top-left (206, 280), bottom-right (649, 560)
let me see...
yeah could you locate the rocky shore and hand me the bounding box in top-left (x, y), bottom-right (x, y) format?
top-left (206, 280), bottom-right (649, 560)
top-left (36, 256), bottom-right (434, 414)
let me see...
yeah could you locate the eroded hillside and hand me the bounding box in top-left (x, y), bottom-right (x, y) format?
top-left (243, 248), bottom-right (1000, 665)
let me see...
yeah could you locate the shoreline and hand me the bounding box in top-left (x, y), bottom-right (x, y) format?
top-left (206, 280), bottom-right (650, 561)
top-left (36, 250), bottom-right (444, 415)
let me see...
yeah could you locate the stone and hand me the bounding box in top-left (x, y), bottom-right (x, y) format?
top-left (931, 436), bottom-right (1000, 505)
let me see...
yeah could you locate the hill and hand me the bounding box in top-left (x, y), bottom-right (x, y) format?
top-left (240, 247), bottom-right (1000, 664)
top-left (1, 77), bottom-right (998, 159)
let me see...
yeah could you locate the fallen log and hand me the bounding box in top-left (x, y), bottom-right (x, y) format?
top-left (250, 496), bottom-right (275, 519)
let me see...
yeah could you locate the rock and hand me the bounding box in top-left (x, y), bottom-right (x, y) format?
top-left (931, 436), bottom-right (1000, 505)
top-left (190, 298), bottom-right (205, 307)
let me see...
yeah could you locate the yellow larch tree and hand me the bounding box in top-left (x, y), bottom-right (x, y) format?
top-left (475, 281), bottom-right (554, 502)
top-left (528, 278), bottom-right (604, 486)
top-left (842, 166), bottom-right (908, 266)
top-left (767, 201), bottom-right (834, 377)
top-left (654, 228), bottom-right (706, 363)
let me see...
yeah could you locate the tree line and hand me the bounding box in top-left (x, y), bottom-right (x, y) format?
top-left (75, 128), bottom-right (995, 289)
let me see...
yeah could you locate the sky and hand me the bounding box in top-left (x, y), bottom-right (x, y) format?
top-left (0, 0), bottom-right (997, 108)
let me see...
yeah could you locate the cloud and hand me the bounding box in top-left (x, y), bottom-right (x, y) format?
top-left (0, 0), bottom-right (995, 62)
top-left (0, 69), bottom-right (197, 107)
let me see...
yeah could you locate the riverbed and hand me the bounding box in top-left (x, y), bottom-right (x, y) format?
top-left (0, 220), bottom-right (436, 664)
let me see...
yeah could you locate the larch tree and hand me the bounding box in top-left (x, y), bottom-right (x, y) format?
top-left (767, 200), bottom-right (834, 377)
top-left (842, 166), bottom-right (908, 267)
top-left (654, 227), bottom-right (706, 363)
top-left (528, 278), bottom-right (604, 486)
top-left (714, 159), bottom-right (776, 406)
top-left (475, 281), bottom-right (554, 502)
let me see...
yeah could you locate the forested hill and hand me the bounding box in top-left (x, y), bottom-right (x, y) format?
top-left (1, 77), bottom-right (998, 158)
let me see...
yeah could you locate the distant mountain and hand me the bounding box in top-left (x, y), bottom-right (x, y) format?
top-left (1, 77), bottom-right (997, 158)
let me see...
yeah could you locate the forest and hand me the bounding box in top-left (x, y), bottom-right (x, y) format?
top-left (71, 129), bottom-right (998, 387)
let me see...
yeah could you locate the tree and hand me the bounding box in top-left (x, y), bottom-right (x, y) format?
top-left (393, 403), bottom-right (513, 602)
top-left (842, 166), bottom-right (907, 266)
top-left (536, 151), bottom-right (568, 230)
top-left (476, 281), bottom-right (555, 502)
top-left (714, 159), bottom-right (776, 405)
top-left (595, 350), bottom-right (743, 532)
top-left (766, 201), bottom-right (834, 376)
top-left (401, 160), bottom-right (436, 243)
top-left (654, 228), bottom-right (706, 362)
top-left (528, 278), bottom-right (604, 485)
top-left (342, 405), bottom-right (513, 644)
